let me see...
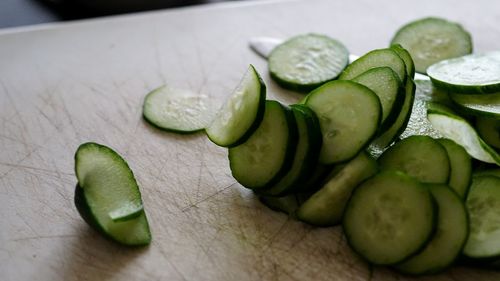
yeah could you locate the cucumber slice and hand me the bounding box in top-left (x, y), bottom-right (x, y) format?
top-left (258, 105), bottom-right (322, 196)
top-left (476, 117), bottom-right (500, 150)
top-left (229, 100), bottom-right (298, 189)
top-left (427, 103), bottom-right (500, 165)
top-left (206, 65), bottom-right (266, 147)
top-left (450, 92), bottom-right (500, 119)
top-left (74, 143), bottom-right (151, 246)
top-left (370, 78), bottom-right (416, 152)
top-left (391, 17), bottom-right (472, 73)
top-left (395, 184), bottom-right (469, 275)
top-left (142, 85), bottom-right (215, 133)
top-left (391, 44), bottom-right (416, 79)
top-left (305, 80), bottom-right (382, 164)
top-left (268, 33), bottom-right (349, 92)
top-left (339, 48), bottom-right (407, 83)
top-left (343, 171), bottom-right (436, 265)
top-left (352, 67), bottom-right (405, 132)
top-left (428, 52), bottom-right (500, 94)
top-left (258, 194), bottom-right (301, 216)
top-left (463, 175), bottom-right (500, 259)
top-left (436, 138), bottom-right (472, 199)
top-left (296, 151), bottom-right (378, 226)
top-left (379, 135), bottom-right (450, 184)
top-left (474, 169), bottom-right (500, 178)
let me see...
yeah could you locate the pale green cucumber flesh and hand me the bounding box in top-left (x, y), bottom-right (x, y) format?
top-left (74, 142), bottom-right (151, 246)
top-left (206, 65), bottom-right (266, 147)
top-left (427, 103), bottom-right (500, 166)
top-left (437, 138), bottom-right (472, 199)
top-left (463, 176), bottom-right (500, 259)
top-left (450, 92), bottom-right (500, 118)
top-left (476, 117), bottom-right (500, 150)
top-left (352, 67), bottom-right (404, 131)
top-left (142, 85), bottom-right (215, 133)
top-left (259, 105), bottom-right (321, 196)
top-left (395, 184), bottom-right (468, 275)
top-left (339, 48), bottom-right (407, 83)
top-left (391, 17), bottom-right (472, 73)
top-left (268, 33), bottom-right (349, 92)
top-left (296, 152), bottom-right (378, 226)
top-left (343, 171), bottom-right (436, 265)
top-left (428, 52), bottom-right (500, 94)
top-left (379, 135), bottom-right (450, 184)
top-left (229, 101), bottom-right (297, 189)
top-left (306, 80), bottom-right (381, 164)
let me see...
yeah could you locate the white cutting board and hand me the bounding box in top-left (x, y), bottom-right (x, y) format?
top-left (1, 0), bottom-right (499, 280)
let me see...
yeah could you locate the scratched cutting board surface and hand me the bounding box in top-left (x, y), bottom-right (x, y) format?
top-left (1, 0), bottom-right (500, 280)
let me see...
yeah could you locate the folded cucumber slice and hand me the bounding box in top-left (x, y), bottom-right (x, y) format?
top-left (296, 151), bottom-right (378, 226)
top-left (428, 52), bottom-right (500, 94)
top-left (437, 138), bottom-right (472, 199)
top-left (258, 105), bottom-right (322, 196)
top-left (463, 175), bottom-right (500, 259)
top-left (352, 67), bottom-right (405, 132)
top-left (339, 48), bottom-right (407, 83)
top-left (343, 171), bottom-right (436, 265)
top-left (206, 65), bottom-right (266, 147)
top-left (305, 80), bottom-right (382, 164)
top-left (268, 33), bottom-right (349, 92)
top-left (450, 92), bottom-right (500, 119)
top-left (476, 117), bottom-right (500, 150)
top-left (395, 184), bottom-right (468, 275)
top-left (370, 78), bottom-right (416, 152)
top-left (74, 143), bottom-right (151, 246)
top-left (229, 100), bottom-right (298, 189)
top-left (427, 103), bottom-right (500, 165)
top-left (391, 17), bottom-right (472, 74)
top-left (474, 169), bottom-right (500, 178)
top-left (142, 85), bottom-right (215, 133)
top-left (391, 44), bottom-right (416, 79)
top-left (379, 135), bottom-right (450, 184)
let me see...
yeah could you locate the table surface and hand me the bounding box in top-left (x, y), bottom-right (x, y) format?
top-left (1, 0), bottom-right (500, 280)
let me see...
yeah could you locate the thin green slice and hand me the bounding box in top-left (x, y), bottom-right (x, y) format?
top-left (391, 44), bottom-right (416, 78)
top-left (143, 85), bottom-right (215, 133)
top-left (476, 117), bottom-right (500, 150)
top-left (427, 103), bottom-right (500, 166)
top-left (391, 17), bottom-right (472, 73)
top-left (206, 65), bottom-right (266, 147)
top-left (352, 67), bottom-right (404, 131)
top-left (370, 78), bottom-right (416, 154)
top-left (450, 92), bottom-right (500, 119)
top-left (268, 33), bottom-right (349, 92)
top-left (463, 175), bottom-right (500, 259)
top-left (395, 184), bottom-right (468, 275)
top-left (343, 171), bottom-right (436, 265)
top-left (379, 135), bottom-right (450, 184)
top-left (74, 142), bottom-right (151, 246)
top-left (437, 138), bottom-right (472, 199)
top-left (428, 52), bottom-right (500, 94)
top-left (305, 80), bottom-right (382, 164)
top-left (339, 48), bottom-right (407, 83)
top-left (296, 151), bottom-right (378, 226)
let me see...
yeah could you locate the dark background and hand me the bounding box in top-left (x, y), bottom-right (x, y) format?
top-left (0, 0), bottom-right (236, 28)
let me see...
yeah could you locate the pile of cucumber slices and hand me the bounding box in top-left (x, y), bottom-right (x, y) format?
top-left (74, 16), bottom-right (500, 276)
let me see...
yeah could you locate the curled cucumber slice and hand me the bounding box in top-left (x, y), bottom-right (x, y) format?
top-left (74, 143), bottom-right (151, 246)
top-left (206, 65), bottom-right (266, 147)
top-left (427, 103), bottom-right (500, 166)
